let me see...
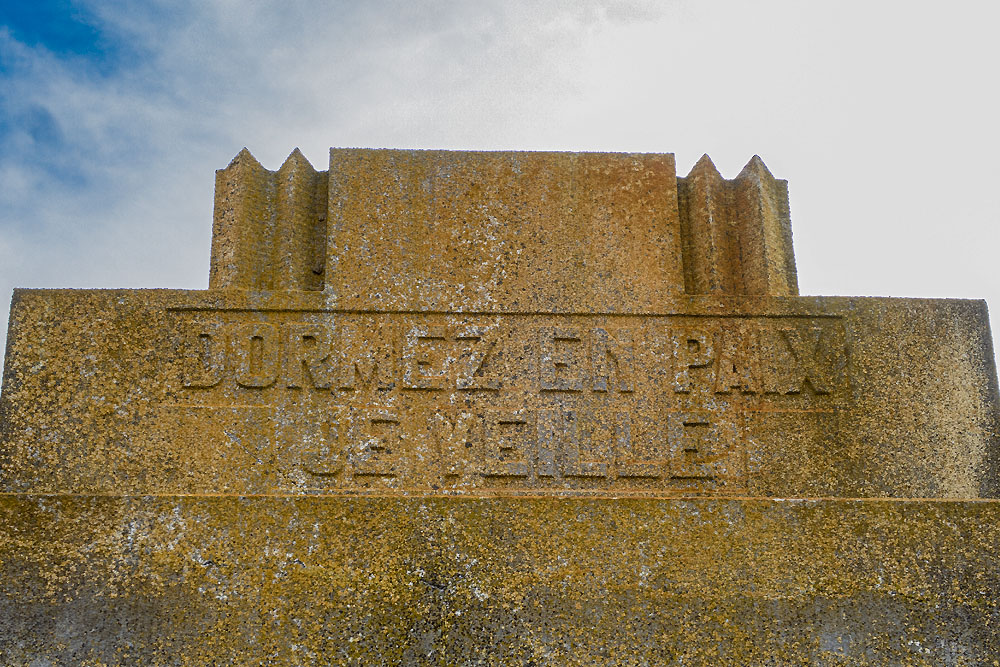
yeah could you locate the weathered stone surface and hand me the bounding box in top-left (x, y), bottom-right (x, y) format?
top-left (3, 497), bottom-right (999, 664)
top-left (209, 149), bottom-right (799, 306)
top-left (677, 154), bottom-right (797, 296)
top-left (1, 290), bottom-right (996, 499)
top-left (2, 148), bottom-right (999, 663)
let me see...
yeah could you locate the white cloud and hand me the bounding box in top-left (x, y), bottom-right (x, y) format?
top-left (1, 0), bottom-right (999, 383)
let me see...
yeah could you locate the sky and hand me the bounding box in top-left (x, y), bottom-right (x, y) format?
top-left (1, 0), bottom-right (998, 379)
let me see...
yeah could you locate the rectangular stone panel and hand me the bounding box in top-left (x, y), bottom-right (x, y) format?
top-left (2, 496), bottom-right (998, 664)
top-left (325, 150), bottom-right (685, 311)
top-left (1, 289), bottom-right (997, 497)
top-left (170, 309), bottom-right (848, 495)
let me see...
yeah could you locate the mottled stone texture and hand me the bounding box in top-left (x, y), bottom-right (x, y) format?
top-left (211, 149), bottom-right (797, 308)
top-left (2, 149), bottom-right (999, 664)
top-left (3, 497), bottom-right (1000, 665)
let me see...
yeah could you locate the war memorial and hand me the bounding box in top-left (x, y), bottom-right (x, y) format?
top-left (1, 148), bottom-right (999, 663)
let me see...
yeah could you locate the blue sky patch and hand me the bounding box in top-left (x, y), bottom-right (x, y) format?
top-left (0, 0), bottom-right (141, 75)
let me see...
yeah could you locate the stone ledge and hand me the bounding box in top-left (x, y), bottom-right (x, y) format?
top-left (2, 496), bottom-right (998, 664)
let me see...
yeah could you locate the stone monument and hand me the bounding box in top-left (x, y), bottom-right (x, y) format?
top-left (2, 148), bottom-right (998, 663)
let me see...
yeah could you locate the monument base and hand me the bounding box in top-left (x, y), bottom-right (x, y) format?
top-left (2, 496), bottom-right (998, 664)
top-left (4, 149), bottom-right (999, 664)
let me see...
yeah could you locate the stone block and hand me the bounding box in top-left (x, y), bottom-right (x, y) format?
top-left (2, 497), bottom-right (999, 664)
top-left (1, 290), bottom-right (996, 500)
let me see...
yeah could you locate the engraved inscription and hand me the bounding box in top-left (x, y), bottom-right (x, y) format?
top-left (455, 326), bottom-right (500, 391)
top-left (302, 405), bottom-right (348, 477)
top-left (539, 327), bottom-right (585, 392)
top-left (481, 409), bottom-right (533, 478)
top-left (170, 312), bottom-right (847, 495)
top-left (285, 323), bottom-right (334, 389)
top-left (351, 407), bottom-right (401, 477)
top-left (778, 326), bottom-right (837, 394)
top-left (233, 323), bottom-right (280, 388)
top-left (180, 322), bottom-right (224, 388)
top-left (402, 325), bottom-right (448, 390)
top-left (434, 410), bottom-right (477, 478)
top-left (338, 323), bottom-right (395, 391)
top-left (672, 328), bottom-right (714, 394)
top-left (591, 328), bottom-right (634, 393)
top-left (668, 411), bottom-right (726, 479)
